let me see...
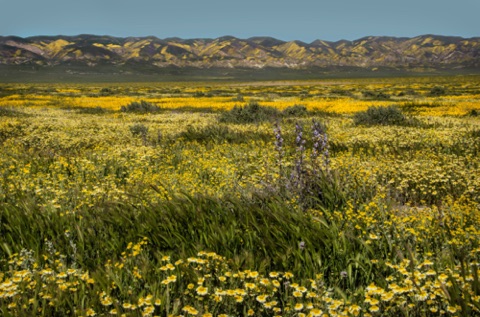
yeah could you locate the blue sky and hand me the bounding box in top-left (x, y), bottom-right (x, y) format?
top-left (2, 0), bottom-right (479, 42)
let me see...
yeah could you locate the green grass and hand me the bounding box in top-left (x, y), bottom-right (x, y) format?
top-left (353, 105), bottom-right (418, 126)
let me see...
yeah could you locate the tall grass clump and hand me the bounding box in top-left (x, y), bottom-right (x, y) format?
top-left (120, 100), bottom-right (161, 113)
top-left (0, 192), bottom-right (370, 286)
top-left (353, 105), bottom-right (413, 126)
top-left (218, 101), bottom-right (280, 124)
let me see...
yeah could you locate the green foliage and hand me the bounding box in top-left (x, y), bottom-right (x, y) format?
top-left (120, 100), bottom-right (161, 113)
top-left (283, 104), bottom-right (308, 117)
top-left (330, 88), bottom-right (354, 97)
top-left (471, 129), bottom-right (480, 138)
top-left (397, 88), bottom-right (418, 96)
top-left (129, 123), bottom-right (149, 138)
top-left (178, 124), bottom-right (271, 144)
top-left (218, 101), bottom-right (280, 124)
top-left (0, 192), bottom-right (368, 283)
top-left (295, 168), bottom-right (348, 213)
top-left (429, 85), bottom-right (446, 96)
top-left (179, 124), bottom-right (236, 143)
top-left (362, 90), bottom-right (391, 100)
top-left (99, 87), bottom-right (114, 96)
top-left (0, 106), bottom-right (28, 117)
top-left (467, 109), bottom-right (479, 117)
top-left (353, 105), bottom-right (412, 126)
top-left (0, 121), bottom-right (27, 143)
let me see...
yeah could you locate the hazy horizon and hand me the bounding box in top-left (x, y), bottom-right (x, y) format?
top-left (1, 0), bottom-right (478, 43)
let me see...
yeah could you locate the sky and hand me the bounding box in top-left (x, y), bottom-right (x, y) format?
top-left (1, 0), bottom-right (479, 42)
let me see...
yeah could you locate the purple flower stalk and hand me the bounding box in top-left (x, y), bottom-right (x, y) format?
top-left (289, 122), bottom-right (307, 194)
top-left (311, 120), bottom-right (330, 169)
top-left (273, 123), bottom-right (284, 154)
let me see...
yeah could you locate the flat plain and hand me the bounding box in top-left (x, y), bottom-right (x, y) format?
top-left (1, 75), bottom-right (480, 316)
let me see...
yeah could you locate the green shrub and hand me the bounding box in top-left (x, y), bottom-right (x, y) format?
top-left (99, 87), bottom-right (114, 96)
top-left (429, 86), bottom-right (446, 96)
top-left (283, 104), bottom-right (308, 117)
top-left (353, 105), bottom-right (411, 126)
top-left (330, 88), bottom-right (353, 97)
top-left (120, 100), bottom-right (161, 113)
top-left (467, 109), bottom-right (478, 117)
top-left (218, 101), bottom-right (280, 124)
top-left (362, 91), bottom-right (390, 100)
top-left (129, 123), bottom-right (149, 138)
top-left (0, 107), bottom-right (27, 117)
top-left (397, 88), bottom-right (417, 96)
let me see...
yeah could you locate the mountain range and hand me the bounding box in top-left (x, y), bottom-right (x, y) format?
top-left (1, 34), bottom-right (479, 79)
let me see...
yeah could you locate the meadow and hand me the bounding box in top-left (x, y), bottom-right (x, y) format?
top-left (0, 75), bottom-right (479, 316)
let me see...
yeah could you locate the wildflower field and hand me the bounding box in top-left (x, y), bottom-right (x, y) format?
top-left (0, 75), bottom-right (480, 316)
